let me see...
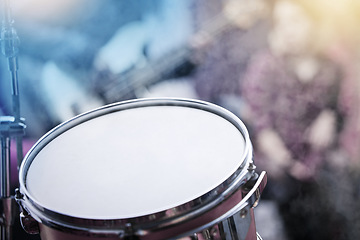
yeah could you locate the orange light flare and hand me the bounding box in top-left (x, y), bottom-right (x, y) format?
top-left (297, 0), bottom-right (360, 48)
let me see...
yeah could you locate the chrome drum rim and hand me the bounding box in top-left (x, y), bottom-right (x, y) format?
top-left (17, 98), bottom-right (258, 239)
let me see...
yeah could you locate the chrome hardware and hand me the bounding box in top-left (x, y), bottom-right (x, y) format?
top-left (247, 162), bottom-right (256, 172)
top-left (15, 188), bottom-right (39, 235)
top-left (19, 211), bottom-right (40, 235)
top-left (0, 197), bottom-right (16, 226)
top-left (0, 116), bottom-right (26, 137)
top-left (240, 209), bottom-right (248, 219)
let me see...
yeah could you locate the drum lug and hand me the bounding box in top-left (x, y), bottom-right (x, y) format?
top-left (19, 211), bottom-right (40, 234)
top-left (239, 208), bottom-right (248, 218)
top-left (247, 162), bottom-right (256, 173)
top-left (122, 223), bottom-right (141, 240)
top-left (14, 188), bottom-right (23, 201)
top-left (15, 188), bottom-right (40, 234)
top-left (242, 171), bottom-right (267, 208)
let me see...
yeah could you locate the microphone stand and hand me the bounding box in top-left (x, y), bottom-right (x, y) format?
top-left (0, 0), bottom-right (26, 239)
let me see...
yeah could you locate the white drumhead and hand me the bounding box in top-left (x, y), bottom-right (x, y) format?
top-left (26, 105), bottom-right (246, 219)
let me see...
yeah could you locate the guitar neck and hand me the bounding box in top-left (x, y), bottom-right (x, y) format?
top-left (97, 1), bottom-right (267, 103)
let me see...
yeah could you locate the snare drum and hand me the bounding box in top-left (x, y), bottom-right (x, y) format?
top-left (16, 98), bottom-right (267, 240)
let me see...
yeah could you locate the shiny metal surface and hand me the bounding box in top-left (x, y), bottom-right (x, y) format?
top-left (0, 197), bottom-right (17, 240)
top-left (1, 116), bottom-right (26, 240)
top-left (16, 98), bottom-right (266, 240)
top-left (1, 136), bottom-right (11, 198)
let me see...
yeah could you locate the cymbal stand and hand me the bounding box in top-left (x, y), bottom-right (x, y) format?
top-left (0, 0), bottom-right (26, 239)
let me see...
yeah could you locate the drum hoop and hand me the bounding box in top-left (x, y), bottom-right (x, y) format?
top-left (18, 98), bottom-right (255, 237)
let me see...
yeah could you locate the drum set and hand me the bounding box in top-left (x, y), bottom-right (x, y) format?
top-left (0, 1), bottom-right (267, 240)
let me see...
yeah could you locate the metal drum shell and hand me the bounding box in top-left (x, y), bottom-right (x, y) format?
top-left (16, 98), bottom-right (266, 240)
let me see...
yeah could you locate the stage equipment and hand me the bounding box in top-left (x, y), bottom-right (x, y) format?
top-left (16, 98), bottom-right (266, 240)
top-left (1, 0), bottom-right (26, 239)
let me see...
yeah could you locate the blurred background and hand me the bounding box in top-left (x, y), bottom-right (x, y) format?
top-left (1, 0), bottom-right (360, 239)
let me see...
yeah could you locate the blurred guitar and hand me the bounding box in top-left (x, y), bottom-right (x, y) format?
top-left (92, 0), bottom-right (269, 103)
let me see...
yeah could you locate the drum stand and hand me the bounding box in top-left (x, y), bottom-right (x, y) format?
top-left (0, 0), bottom-right (26, 239)
top-left (1, 117), bottom-right (25, 240)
